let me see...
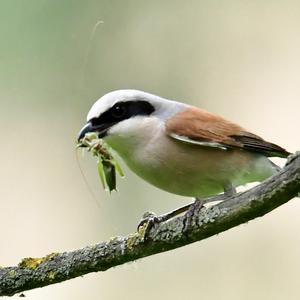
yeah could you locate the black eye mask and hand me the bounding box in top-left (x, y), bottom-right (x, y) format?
top-left (76, 100), bottom-right (155, 140)
top-left (90, 100), bottom-right (155, 127)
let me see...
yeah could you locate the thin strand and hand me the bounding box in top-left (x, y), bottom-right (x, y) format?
top-left (80, 20), bottom-right (104, 88)
top-left (75, 148), bottom-right (102, 208)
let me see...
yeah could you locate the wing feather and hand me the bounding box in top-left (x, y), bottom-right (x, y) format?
top-left (166, 107), bottom-right (290, 158)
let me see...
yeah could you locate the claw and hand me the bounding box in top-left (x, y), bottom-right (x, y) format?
top-left (137, 212), bottom-right (161, 241)
top-left (183, 198), bottom-right (205, 233)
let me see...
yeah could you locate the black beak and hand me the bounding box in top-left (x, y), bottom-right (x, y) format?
top-left (77, 122), bottom-right (112, 142)
top-left (77, 122), bottom-right (93, 142)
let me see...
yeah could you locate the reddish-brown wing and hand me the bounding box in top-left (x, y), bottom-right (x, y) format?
top-left (166, 107), bottom-right (290, 158)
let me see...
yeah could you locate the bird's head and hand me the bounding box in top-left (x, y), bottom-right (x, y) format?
top-left (77, 89), bottom-right (186, 143)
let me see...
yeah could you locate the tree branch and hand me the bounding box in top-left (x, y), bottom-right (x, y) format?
top-left (1, 152), bottom-right (299, 297)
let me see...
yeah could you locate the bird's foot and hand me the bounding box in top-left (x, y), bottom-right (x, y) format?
top-left (137, 211), bottom-right (163, 241)
top-left (137, 187), bottom-right (236, 240)
top-left (137, 204), bottom-right (192, 241)
top-left (182, 187), bottom-right (237, 234)
top-left (183, 198), bottom-right (205, 234)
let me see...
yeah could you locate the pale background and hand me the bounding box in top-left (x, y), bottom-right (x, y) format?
top-left (0, 1), bottom-right (300, 299)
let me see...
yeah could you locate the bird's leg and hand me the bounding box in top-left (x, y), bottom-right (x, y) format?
top-left (138, 193), bottom-right (228, 230)
top-left (182, 197), bottom-right (205, 233)
top-left (138, 183), bottom-right (237, 239)
top-left (137, 204), bottom-right (191, 239)
top-left (223, 182), bottom-right (236, 197)
top-left (182, 182), bottom-right (237, 233)
top-left (137, 197), bottom-right (213, 239)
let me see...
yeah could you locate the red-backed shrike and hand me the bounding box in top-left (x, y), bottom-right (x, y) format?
top-left (78, 90), bottom-right (289, 223)
top-left (78, 90), bottom-right (289, 198)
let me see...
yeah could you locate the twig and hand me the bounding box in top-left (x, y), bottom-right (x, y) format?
top-left (0, 152), bottom-right (299, 297)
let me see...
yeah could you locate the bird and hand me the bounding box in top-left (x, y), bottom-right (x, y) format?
top-left (78, 89), bottom-right (290, 223)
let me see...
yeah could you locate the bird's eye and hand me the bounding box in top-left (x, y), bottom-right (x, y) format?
top-left (111, 104), bottom-right (127, 119)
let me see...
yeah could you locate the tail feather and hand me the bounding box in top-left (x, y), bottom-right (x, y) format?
top-left (231, 134), bottom-right (290, 158)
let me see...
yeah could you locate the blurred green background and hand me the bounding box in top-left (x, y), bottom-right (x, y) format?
top-left (0, 1), bottom-right (299, 299)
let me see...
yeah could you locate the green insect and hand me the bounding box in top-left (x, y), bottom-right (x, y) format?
top-left (77, 132), bottom-right (124, 192)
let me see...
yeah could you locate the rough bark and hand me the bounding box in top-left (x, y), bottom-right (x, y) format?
top-left (0, 152), bottom-right (299, 297)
